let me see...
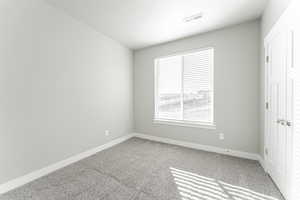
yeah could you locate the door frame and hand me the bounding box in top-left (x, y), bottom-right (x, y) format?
top-left (263, 44), bottom-right (270, 174)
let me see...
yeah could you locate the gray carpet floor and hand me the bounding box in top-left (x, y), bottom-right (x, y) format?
top-left (0, 137), bottom-right (284, 200)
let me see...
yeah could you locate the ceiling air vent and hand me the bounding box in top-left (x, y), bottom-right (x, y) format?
top-left (183, 13), bottom-right (203, 22)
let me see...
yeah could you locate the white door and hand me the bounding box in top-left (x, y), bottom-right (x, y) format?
top-left (265, 28), bottom-right (288, 197)
top-left (265, 2), bottom-right (300, 200)
top-left (287, 5), bottom-right (300, 199)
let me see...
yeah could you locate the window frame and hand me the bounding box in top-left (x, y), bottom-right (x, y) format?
top-left (153, 47), bottom-right (215, 129)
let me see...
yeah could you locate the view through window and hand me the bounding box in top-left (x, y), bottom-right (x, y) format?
top-left (154, 48), bottom-right (214, 125)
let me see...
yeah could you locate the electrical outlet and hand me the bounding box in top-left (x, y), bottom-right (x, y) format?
top-left (105, 130), bottom-right (110, 136)
top-left (219, 133), bottom-right (224, 140)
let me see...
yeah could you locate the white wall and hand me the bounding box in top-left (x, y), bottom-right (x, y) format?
top-left (0, 0), bottom-right (133, 185)
top-left (259, 0), bottom-right (293, 157)
top-left (134, 20), bottom-right (260, 154)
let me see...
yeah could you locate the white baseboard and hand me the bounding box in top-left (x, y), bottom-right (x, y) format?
top-left (133, 133), bottom-right (260, 161)
top-left (0, 132), bottom-right (264, 194)
top-left (0, 134), bottom-right (134, 194)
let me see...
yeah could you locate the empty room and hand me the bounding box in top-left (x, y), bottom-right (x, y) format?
top-left (0, 0), bottom-right (300, 200)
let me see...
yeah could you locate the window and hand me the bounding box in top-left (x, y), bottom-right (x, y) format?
top-left (154, 48), bottom-right (214, 128)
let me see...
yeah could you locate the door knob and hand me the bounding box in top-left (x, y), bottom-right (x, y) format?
top-left (277, 119), bottom-right (292, 126)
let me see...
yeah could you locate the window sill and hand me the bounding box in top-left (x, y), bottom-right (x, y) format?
top-left (153, 119), bottom-right (216, 130)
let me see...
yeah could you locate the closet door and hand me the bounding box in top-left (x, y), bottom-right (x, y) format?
top-left (288, 4), bottom-right (300, 199)
top-left (266, 2), bottom-right (300, 200)
top-left (265, 28), bottom-right (288, 197)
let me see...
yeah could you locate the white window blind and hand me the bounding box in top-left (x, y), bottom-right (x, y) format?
top-left (155, 48), bottom-right (214, 126)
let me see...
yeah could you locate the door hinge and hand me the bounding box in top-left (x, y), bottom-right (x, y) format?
top-left (266, 56), bottom-right (269, 63)
top-left (265, 102), bottom-right (269, 110)
top-left (265, 148), bottom-right (268, 156)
